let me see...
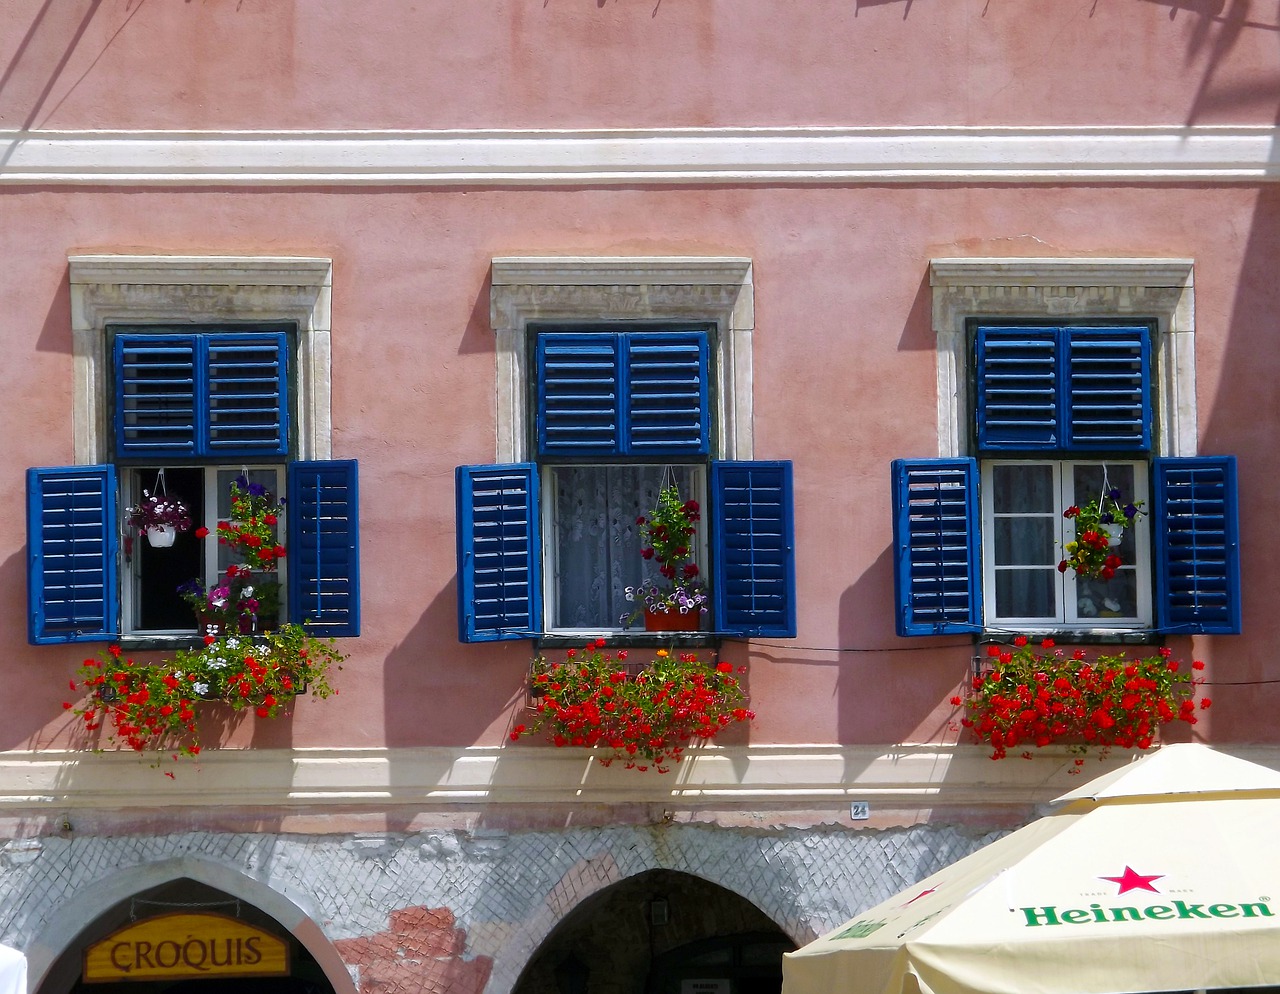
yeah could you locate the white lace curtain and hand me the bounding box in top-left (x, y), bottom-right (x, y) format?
top-left (551, 465), bottom-right (698, 629)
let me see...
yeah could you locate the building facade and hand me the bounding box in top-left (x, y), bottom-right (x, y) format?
top-left (0, 3), bottom-right (1276, 994)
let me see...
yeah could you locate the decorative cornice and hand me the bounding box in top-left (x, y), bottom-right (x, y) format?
top-left (3, 127), bottom-right (1280, 186)
top-left (1, 743), bottom-right (1273, 815)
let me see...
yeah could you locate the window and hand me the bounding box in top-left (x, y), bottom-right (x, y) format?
top-left (892, 260), bottom-right (1240, 638)
top-left (983, 460), bottom-right (1150, 627)
top-left (26, 258), bottom-right (360, 645)
top-left (455, 258), bottom-right (795, 642)
top-left (538, 326), bottom-right (709, 632)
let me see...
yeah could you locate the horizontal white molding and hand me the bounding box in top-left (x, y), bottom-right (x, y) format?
top-left (1, 743), bottom-right (1275, 812)
top-left (2, 126), bottom-right (1280, 185)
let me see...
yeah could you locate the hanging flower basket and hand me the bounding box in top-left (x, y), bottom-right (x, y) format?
top-left (145, 524), bottom-right (177, 548)
top-left (125, 489), bottom-right (192, 543)
top-left (953, 636), bottom-right (1211, 763)
top-left (513, 640), bottom-right (753, 773)
top-left (1058, 488), bottom-right (1145, 580)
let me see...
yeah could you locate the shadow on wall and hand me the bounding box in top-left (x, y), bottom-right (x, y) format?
top-left (1168, 0), bottom-right (1280, 731)
top-left (855, 0), bottom-right (914, 17)
top-left (381, 575), bottom-right (529, 752)
top-left (0, 0), bottom-right (109, 136)
top-left (835, 544), bottom-right (970, 746)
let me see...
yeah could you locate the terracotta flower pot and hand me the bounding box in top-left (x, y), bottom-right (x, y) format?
top-left (644, 608), bottom-right (696, 632)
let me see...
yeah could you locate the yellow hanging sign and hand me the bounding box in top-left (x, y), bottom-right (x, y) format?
top-left (84, 912), bottom-right (290, 983)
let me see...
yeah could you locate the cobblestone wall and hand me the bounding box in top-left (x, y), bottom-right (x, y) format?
top-left (0, 821), bottom-right (1006, 994)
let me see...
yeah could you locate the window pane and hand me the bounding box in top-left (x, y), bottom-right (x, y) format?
top-left (551, 465), bottom-right (698, 629)
top-left (133, 467), bottom-right (205, 631)
top-left (995, 568), bottom-right (1056, 619)
top-left (991, 463), bottom-right (1054, 514)
top-left (994, 517), bottom-right (1055, 565)
top-left (1071, 463), bottom-right (1136, 518)
top-left (215, 467), bottom-right (282, 625)
top-left (1075, 570), bottom-right (1139, 620)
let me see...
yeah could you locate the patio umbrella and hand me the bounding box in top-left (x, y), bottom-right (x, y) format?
top-left (782, 744), bottom-right (1280, 994)
top-left (0, 944), bottom-right (25, 994)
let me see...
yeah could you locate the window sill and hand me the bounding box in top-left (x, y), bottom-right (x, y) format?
top-left (114, 633), bottom-right (209, 652)
top-left (981, 628), bottom-right (1161, 647)
top-left (537, 632), bottom-right (721, 651)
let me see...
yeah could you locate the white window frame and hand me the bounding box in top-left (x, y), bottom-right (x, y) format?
top-left (120, 464), bottom-right (288, 635)
top-left (543, 462), bottom-right (709, 635)
top-left (930, 258), bottom-right (1196, 633)
top-left (981, 459), bottom-right (1153, 631)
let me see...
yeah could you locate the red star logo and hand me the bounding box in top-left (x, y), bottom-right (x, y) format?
top-left (1100, 866), bottom-right (1164, 895)
top-left (902, 887), bottom-right (937, 906)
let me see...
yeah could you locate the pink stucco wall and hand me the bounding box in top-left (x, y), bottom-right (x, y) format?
top-left (2, 2), bottom-right (1278, 754)
top-left (0, 1), bottom-right (1278, 130)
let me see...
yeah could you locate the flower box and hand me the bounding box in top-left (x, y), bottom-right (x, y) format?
top-left (955, 637), bottom-right (1211, 762)
top-left (514, 640), bottom-right (753, 773)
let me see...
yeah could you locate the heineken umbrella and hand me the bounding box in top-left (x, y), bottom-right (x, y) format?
top-left (0, 944), bottom-right (25, 994)
top-left (782, 745), bottom-right (1280, 994)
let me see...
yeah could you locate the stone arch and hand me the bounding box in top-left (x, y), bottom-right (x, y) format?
top-left (506, 867), bottom-right (793, 994)
top-left (485, 833), bottom-right (804, 994)
top-left (27, 855), bottom-right (354, 994)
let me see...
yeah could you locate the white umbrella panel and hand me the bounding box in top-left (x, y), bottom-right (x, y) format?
top-left (782, 745), bottom-right (1280, 994)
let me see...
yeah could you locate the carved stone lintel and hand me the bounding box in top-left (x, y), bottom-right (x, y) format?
top-left (928, 258), bottom-right (1196, 458)
top-left (68, 256), bottom-right (333, 462)
top-left (489, 258), bottom-right (755, 462)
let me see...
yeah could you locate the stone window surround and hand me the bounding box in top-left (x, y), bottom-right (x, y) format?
top-left (489, 257), bottom-right (755, 463)
top-left (929, 258), bottom-right (1197, 459)
top-left (68, 255), bottom-right (333, 464)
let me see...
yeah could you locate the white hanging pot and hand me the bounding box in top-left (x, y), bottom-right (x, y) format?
top-left (1107, 530), bottom-right (1123, 548)
top-left (146, 524), bottom-right (176, 548)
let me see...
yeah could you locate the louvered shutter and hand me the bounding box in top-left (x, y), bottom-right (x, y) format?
top-left (536, 331), bottom-right (711, 457)
top-left (116, 332), bottom-right (289, 459)
top-left (892, 458), bottom-right (981, 636)
top-left (1065, 326), bottom-right (1150, 451)
top-left (1153, 456), bottom-right (1241, 634)
top-left (206, 334), bottom-right (290, 457)
top-left (711, 461), bottom-right (796, 638)
top-left (27, 465), bottom-right (119, 644)
top-left (287, 460), bottom-right (360, 637)
top-left (976, 327), bottom-right (1060, 450)
top-left (456, 464), bottom-right (541, 642)
top-left (625, 332), bottom-right (710, 455)
top-left (536, 335), bottom-right (621, 456)
top-left (115, 335), bottom-right (199, 457)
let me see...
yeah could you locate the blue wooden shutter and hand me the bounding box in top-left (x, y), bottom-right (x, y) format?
top-left (115, 335), bottom-right (198, 457)
top-left (1065, 326), bottom-right (1150, 451)
top-left (1153, 456), bottom-right (1241, 635)
top-left (536, 335), bottom-right (622, 457)
top-left (27, 465), bottom-right (119, 644)
top-left (205, 334), bottom-right (290, 457)
top-left (116, 332), bottom-right (289, 459)
top-left (892, 458), bottom-right (981, 636)
top-left (287, 460), bottom-right (360, 637)
top-left (625, 332), bottom-right (710, 455)
top-left (976, 326), bottom-right (1060, 450)
top-left (711, 461), bottom-right (796, 638)
top-left (456, 464), bottom-right (541, 642)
